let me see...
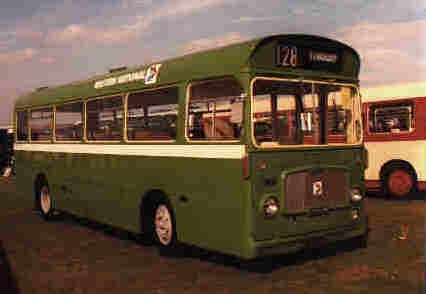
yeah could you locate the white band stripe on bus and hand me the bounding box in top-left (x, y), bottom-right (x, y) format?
top-left (14, 144), bottom-right (246, 159)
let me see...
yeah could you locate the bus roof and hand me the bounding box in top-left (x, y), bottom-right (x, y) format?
top-left (15, 34), bottom-right (360, 109)
top-left (362, 82), bottom-right (426, 102)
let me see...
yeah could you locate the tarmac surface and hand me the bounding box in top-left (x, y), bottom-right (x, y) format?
top-left (0, 177), bottom-right (424, 294)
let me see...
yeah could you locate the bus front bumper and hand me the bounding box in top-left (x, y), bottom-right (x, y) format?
top-left (249, 216), bottom-right (368, 259)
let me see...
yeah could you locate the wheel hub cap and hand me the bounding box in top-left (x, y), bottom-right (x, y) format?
top-left (388, 170), bottom-right (413, 197)
top-left (40, 188), bottom-right (51, 214)
top-left (155, 205), bottom-right (172, 245)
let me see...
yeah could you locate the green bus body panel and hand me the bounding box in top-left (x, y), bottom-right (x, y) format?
top-left (248, 147), bottom-right (364, 241)
top-left (14, 34), bottom-right (359, 109)
top-left (14, 151), bottom-right (252, 257)
top-left (14, 146), bottom-right (365, 259)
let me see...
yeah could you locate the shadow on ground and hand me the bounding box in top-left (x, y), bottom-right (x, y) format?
top-left (50, 211), bottom-right (368, 274)
top-left (0, 240), bottom-right (20, 294)
top-left (366, 190), bottom-right (425, 200)
top-left (175, 237), bottom-right (367, 274)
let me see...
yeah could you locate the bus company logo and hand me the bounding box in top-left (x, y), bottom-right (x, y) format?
top-left (312, 181), bottom-right (324, 198)
top-left (94, 63), bottom-right (162, 89)
top-left (145, 64), bottom-right (162, 85)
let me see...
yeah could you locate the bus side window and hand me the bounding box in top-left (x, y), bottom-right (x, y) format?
top-left (127, 87), bottom-right (178, 141)
top-left (188, 112), bottom-right (205, 139)
top-left (370, 102), bottom-right (413, 133)
top-left (16, 111), bottom-right (28, 141)
top-left (55, 102), bottom-right (83, 141)
top-left (86, 96), bottom-right (123, 141)
top-left (187, 78), bottom-right (244, 141)
top-left (30, 107), bottom-right (53, 141)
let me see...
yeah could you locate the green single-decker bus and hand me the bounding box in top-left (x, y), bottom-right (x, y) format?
top-left (13, 34), bottom-right (368, 259)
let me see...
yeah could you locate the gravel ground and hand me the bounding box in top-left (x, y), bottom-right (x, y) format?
top-left (0, 177), bottom-right (424, 294)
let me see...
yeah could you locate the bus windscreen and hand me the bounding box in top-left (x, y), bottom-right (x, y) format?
top-left (252, 79), bottom-right (361, 146)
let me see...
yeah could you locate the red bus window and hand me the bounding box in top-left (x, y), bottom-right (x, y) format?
top-left (368, 103), bottom-right (413, 133)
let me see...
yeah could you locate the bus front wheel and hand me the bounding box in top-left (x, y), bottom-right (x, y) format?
top-left (382, 162), bottom-right (417, 199)
top-left (152, 199), bottom-right (178, 254)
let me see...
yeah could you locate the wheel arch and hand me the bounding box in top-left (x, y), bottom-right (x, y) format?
top-left (139, 189), bottom-right (175, 234)
top-left (34, 173), bottom-right (49, 196)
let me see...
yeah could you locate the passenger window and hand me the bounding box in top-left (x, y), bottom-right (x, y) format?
top-left (86, 96), bottom-right (123, 141)
top-left (30, 108), bottom-right (53, 141)
top-left (368, 103), bottom-right (413, 133)
top-left (127, 87), bottom-right (178, 141)
top-left (55, 102), bottom-right (83, 141)
top-left (187, 78), bottom-right (244, 140)
top-left (16, 111), bottom-right (28, 141)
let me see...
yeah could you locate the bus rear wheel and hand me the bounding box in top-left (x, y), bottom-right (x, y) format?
top-left (382, 163), bottom-right (417, 199)
top-left (37, 185), bottom-right (54, 220)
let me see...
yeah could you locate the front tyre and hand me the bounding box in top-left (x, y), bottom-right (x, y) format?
top-left (352, 232), bottom-right (368, 249)
top-left (153, 201), bottom-right (178, 254)
top-left (1, 166), bottom-right (12, 177)
top-left (38, 185), bottom-right (54, 220)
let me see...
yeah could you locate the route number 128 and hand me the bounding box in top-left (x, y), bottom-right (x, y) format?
top-left (278, 46), bottom-right (298, 67)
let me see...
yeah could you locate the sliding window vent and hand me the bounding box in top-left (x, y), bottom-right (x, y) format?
top-left (108, 66), bottom-right (128, 74)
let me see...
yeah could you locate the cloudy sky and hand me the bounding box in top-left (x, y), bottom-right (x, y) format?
top-left (0, 0), bottom-right (425, 125)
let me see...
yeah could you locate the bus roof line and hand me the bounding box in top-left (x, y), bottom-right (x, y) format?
top-left (15, 34), bottom-right (360, 109)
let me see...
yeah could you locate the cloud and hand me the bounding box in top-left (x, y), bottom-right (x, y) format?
top-left (331, 20), bottom-right (426, 86)
top-left (125, 0), bottom-right (228, 33)
top-left (43, 0), bottom-right (226, 47)
top-left (15, 26), bottom-right (44, 42)
top-left (0, 84), bottom-right (27, 125)
top-left (231, 16), bottom-right (281, 23)
top-left (46, 24), bottom-right (86, 43)
top-left (46, 24), bottom-right (139, 45)
top-left (1, 0), bottom-right (230, 50)
top-left (122, 17), bottom-right (153, 33)
top-left (182, 32), bottom-right (249, 55)
top-left (0, 48), bottom-right (38, 65)
top-left (333, 20), bottom-right (425, 52)
top-left (154, 0), bottom-right (227, 18)
top-left (39, 56), bottom-right (57, 65)
top-left (91, 27), bottom-right (139, 45)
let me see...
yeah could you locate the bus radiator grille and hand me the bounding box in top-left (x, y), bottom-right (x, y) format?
top-left (284, 170), bottom-right (347, 213)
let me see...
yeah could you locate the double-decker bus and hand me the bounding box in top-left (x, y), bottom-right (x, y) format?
top-left (13, 34), bottom-right (368, 259)
top-left (362, 82), bottom-right (426, 199)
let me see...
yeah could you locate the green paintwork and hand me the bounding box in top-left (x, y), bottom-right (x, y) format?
top-left (249, 148), bottom-right (365, 241)
top-left (13, 34), bottom-right (366, 259)
top-left (14, 151), bottom-right (251, 257)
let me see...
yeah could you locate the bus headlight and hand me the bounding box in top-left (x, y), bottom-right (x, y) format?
top-left (351, 188), bottom-right (362, 203)
top-left (263, 197), bottom-right (280, 217)
top-left (351, 208), bottom-right (360, 221)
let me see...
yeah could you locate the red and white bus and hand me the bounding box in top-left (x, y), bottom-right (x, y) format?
top-left (362, 82), bottom-right (426, 198)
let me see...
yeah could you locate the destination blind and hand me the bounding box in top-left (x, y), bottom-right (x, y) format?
top-left (276, 44), bottom-right (342, 73)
